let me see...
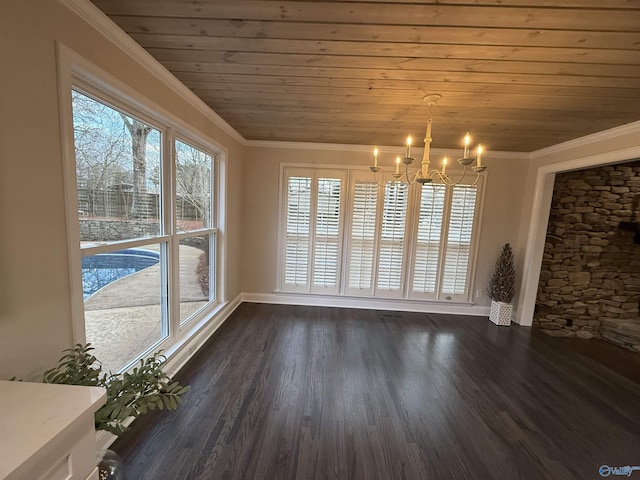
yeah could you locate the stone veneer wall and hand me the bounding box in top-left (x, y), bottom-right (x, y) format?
top-left (535, 161), bottom-right (640, 353)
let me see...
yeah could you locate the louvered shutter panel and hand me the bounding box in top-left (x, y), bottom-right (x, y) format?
top-left (442, 185), bottom-right (477, 295)
top-left (284, 175), bottom-right (312, 289)
top-left (376, 181), bottom-right (409, 293)
top-left (347, 180), bottom-right (378, 291)
top-left (412, 185), bottom-right (445, 295)
top-left (312, 176), bottom-right (343, 291)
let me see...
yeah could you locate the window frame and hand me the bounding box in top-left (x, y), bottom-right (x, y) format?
top-left (172, 136), bottom-right (219, 326)
top-left (58, 46), bottom-right (226, 372)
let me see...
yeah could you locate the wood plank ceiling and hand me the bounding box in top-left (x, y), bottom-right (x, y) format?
top-left (90, 0), bottom-right (640, 152)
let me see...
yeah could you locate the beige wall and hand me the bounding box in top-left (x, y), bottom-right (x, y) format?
top-left (241, 145), bottom-right (528, 304)
top-left (0, 0), bottom-right (244, 380)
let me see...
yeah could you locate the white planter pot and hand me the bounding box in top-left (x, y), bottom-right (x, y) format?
top-left (489, 300), bottom-right (512, 326)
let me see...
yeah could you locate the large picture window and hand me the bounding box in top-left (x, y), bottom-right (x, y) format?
top-left (70, 88), bottom-right (219, 373)
top-left (280, 166), bottom-right (482, 303)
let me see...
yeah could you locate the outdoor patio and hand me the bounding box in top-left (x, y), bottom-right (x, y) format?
top-left (84, 244), bottom-right (207, 373)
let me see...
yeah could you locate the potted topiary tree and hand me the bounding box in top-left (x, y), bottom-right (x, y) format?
top-left (487, 243), bottom-right (516, 326)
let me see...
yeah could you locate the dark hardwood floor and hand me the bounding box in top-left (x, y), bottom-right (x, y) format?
top-left (113, 303), bottom-right (640, 480)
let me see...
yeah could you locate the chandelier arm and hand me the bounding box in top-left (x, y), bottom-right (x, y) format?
top-left (470, 171), bottom-right (482, 187)
top-left (446, 166), bottom-right (472, 186)
top-left (371, 168), bottom-right (386, 188)
top-left (406, 168), bottom-right (421, 185)
top-left (433, 168), bottom-right (467, 186)
top-left (428, 170), bottom-right (453, 186)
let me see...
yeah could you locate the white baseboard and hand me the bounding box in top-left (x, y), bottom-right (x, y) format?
top-left (96, 294), bottom-right (242, 451)
top-left (241, 292), bottom-right (491, 317)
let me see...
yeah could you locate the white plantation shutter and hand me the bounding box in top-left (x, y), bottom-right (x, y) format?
top-left (347, 179), bottom-right (378, 292)
top-left (284, 175), bottom-right (312, 289)
top-left (412, 185), bottom-right (445, 296)
top-left (280, 166), bottom-right (482, 302)
top-left (442, 185), bottom-right (477, 296)
top-left (312, 175), bottom-right (345, 292)
top-left (280, 168), bottom-right (346, 293)
top-left (376, 181), bottom-right (409, 293)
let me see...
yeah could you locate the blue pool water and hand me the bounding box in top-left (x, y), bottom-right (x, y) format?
top-left (82, 248), bottom-right (160, 300)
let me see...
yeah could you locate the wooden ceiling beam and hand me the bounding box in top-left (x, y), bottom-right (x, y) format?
top-left (186, 84), bottom-right (640, 108)
top-left (210, 105), bottom-right (635, 123)
top-left (148, 48), bottom-right (640, 78)
top-left (91, 1), bottom-right (640, 31)
top-left (132, 34), bottom-right (640, 66)
top-left (162, 62), bottom-right (640, 88)
top-left (195, 92), bottom-right (639, 113)
top-left (178, 77), bottom-right (640, 99)
top-left (109, 17), bottom-right (640, 50)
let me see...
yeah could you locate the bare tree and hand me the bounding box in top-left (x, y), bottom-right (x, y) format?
top-left (175, 141), bottom-right (212, 228)
top-left (72, 91), bottom-right (130, 216)
top-left (121, 115), bottom-right (152, 218)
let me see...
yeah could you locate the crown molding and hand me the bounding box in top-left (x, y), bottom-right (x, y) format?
top-left (57, 0), bottom-right (246, 146)
top-left (530, 120), bottom-right (640, 160)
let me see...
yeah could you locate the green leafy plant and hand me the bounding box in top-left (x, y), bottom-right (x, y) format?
top-left (487, 243), bottom-right (516, 303)
top-left (42, 344), bottom-right (189, 436)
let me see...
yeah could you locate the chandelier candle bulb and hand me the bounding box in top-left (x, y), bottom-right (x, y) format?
top-left (406, 135), bottom-right (412, 158)
top-left (477, 144), bottom-right (484, 167)
top-left (395, 156), bottom-right (401, 174)
top-left (442, 157), bottom-right (447, 175)
top-left (373, 147), bottom-right (379, 168)
top-left (463, 133), bottom-right (471, 158)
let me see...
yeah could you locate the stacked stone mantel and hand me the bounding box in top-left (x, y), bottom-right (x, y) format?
top-left (535, 162), bottom-right (640, 353)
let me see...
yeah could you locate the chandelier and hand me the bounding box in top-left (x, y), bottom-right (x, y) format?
top-left (369, 94), bottom-right (486, 186)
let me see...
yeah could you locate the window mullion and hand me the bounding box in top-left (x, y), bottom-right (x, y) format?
top-left (436, 186), bottom-right (454, 300)
top-left (403, 182), bottom-right (420, 299)
top-left (372, 177), bottom-right (386, 296)
top-left (164, 129), bottom-right (179, 337)
top-left (307, 171), bottom-right (319, 293)
top-left (339, 170), bottom-right (352, 295)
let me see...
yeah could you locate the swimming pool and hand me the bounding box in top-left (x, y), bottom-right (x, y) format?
top-left (82, 248), bottom-right (160, 300)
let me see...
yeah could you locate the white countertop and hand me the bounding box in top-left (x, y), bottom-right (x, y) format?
top-left (0, 381), bottom-right (106, 480)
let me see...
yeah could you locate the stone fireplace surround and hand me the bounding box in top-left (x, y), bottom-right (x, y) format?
top-left (535, 161), bottom-right (640, 353)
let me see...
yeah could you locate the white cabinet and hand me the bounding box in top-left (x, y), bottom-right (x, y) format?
top-left (0, 381), bottom-right (106, 480)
